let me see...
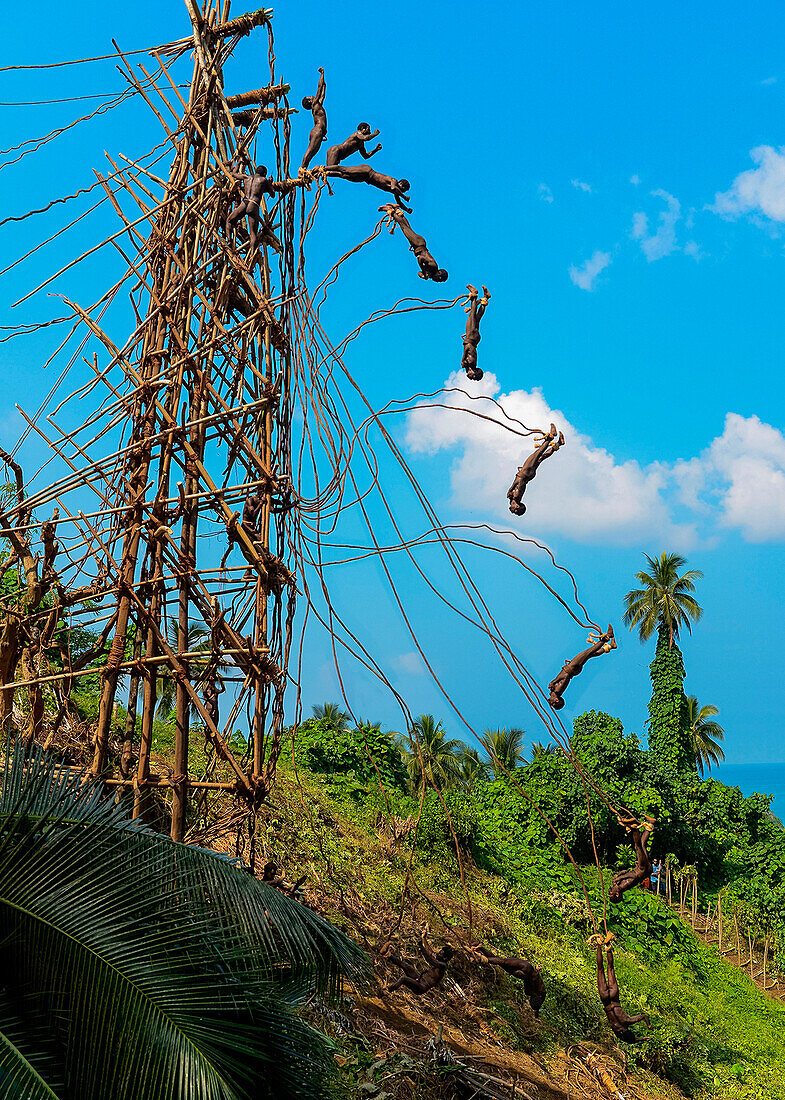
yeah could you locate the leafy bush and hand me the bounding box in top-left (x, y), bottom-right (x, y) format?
top-left (294, 718), bottom-right (407, 792)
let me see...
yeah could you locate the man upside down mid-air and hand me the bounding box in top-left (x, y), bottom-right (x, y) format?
top-left (507, 423), bottom-right (564, 516)
top-left (547, 623), bottom-right (616, 710)
top-left (596, 944), bottom-right (652, 1043)
top-left (609, 814), bottom-right (656, 903)
top-left (461, 284), bottom-right (491, 381)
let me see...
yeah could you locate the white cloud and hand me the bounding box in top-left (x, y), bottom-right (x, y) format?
top-left (683, 240), bottom-right (702, 260)
top-left (393, 651), bottom-right (427, 676)
top-left (713, 146), bottom-right (785, 222)
top-left (405, 373), bottom-right (694, 546)
top-left (761, 76), bottom-right (778, 86)
top-left (571, 179), bottom-right (592, 193)
top-left (630, 174), bottom-right (641, 185)
top-left (632, 189), bottom-right (681, 260)
top-left (568, 250), bottom-right (611, 291)
top-left (538, 183), bottom-right (554, 203)
top-left (631, 211), bottom-right (648, 239)
top-left (674, 413), bottom-right (785, 541)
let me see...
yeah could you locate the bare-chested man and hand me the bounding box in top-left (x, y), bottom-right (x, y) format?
top-left (547, 624), bottom-right (616, 710)
top-left (596, 946), bottom-right (651, 1042)
top-left (507, 423), bottom-right (564, 516)
top-left (609, 817), bottom-right (655, 903)
top-left (225, 164), bottom-right (275, 257)
top-left (461, 284), bottom-right (490, 380)
top-left (476, 946), bottom-right (546, 1016)
top-left (326, 165), bottom-right (412, 212)
top-left (326, 122), bottom-right (381, 166)
top-left (386, 928), bottom-right (454, 995)
top-left (378, 203), bottom-right (447, 281)
top-left (301, 67), bottom-right (327, 169)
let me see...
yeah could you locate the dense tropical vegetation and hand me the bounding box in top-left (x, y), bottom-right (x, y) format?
top-left (4, 546), bottom-right (785, 1098)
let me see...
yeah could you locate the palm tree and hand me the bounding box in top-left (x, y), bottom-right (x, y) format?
top-left (312, 702), bottom-right (351, 728)
top-left (402, 714), bottom-right (462, 791)
top-left (0, 737), bottom-right (366, 1099)
top-left (457, 746), bottom-right (489, 789)
top-left (686, 695), bottom-right (726, 775)
top-left (479, 727), bottom-right (526, 777)
top-left (623, 552), bottom-right (703, 648)
top-left (529, 740), bottom-right (558, 759)
top-left (156, 618), bottom-right (211, 716)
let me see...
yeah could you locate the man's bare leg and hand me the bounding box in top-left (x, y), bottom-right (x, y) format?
top-left (225, 201), bottom-right (247, 237)
top-left (596, 946), bottom-right (610, 1000)
top-left (605, 948), bottom-right (620, 1001)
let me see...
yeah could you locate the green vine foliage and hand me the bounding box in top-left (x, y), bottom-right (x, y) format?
top-left (647, 627), bottom-right (694, 774)
top-left (293, 718), bottom-right (408, 795)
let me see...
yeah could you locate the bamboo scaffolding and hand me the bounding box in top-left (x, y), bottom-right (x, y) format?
top-left (0, 0), bottom-right (296, 840)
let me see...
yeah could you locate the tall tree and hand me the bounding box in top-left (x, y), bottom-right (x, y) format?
top-left (623, 552), bottom-right (703, 649)
top-left (402, 714), bottom-right (462, 791)
top-left (479, 727), bottom-right (526, 777)
top-left (686, 695), bottom-right (726, 776)
top-left (623, 552), bottom-right (704, 773)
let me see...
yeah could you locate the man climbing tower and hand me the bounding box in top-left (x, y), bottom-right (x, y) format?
top-left (378, 203), bottom-right (447, 280)
top-left (609, 815), bottom-right (656, 903)
top-left (461, 284), bottom-right (491, 380)
top-left (301, 67), bottom-right (327, 170)
top-left (507, 423), bottom-right (565, 516)
top-left (547, 624), bottom-right (616, 710)
top-left (225, 164), bottom-right (277, 261)
top-left (326, 122), bottom-right (382, 166)
top-left (385, 927), bottom-right (454, 995)
top-left (326, 166), bottom-right (412, 211)
top-left (596, 944), bottom-right (652, 1043)
top-left (475, 945), bottom-right (545, 1016)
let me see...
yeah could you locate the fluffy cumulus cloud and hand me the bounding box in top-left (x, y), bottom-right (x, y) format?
top-left (405, 381), bottom-right (785, 547)
top-left (571, 179), bottom-right (592, 193)
top-left (675, 414), bottom-right (785, 541)
top-left (713, 146), bottom-right (785, 222)
top-left (568, 250), bottom-right (611, 290)
top-left (405, 372), bottom-right (692, 546)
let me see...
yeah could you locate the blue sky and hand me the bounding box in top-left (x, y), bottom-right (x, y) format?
top-left (2, 1), bottom-right (785, 767)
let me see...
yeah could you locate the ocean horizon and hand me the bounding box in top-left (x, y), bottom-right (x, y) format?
top-left (716, 763), bottom-right (785, 821)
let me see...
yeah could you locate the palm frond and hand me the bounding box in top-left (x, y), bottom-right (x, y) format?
top-left (0, 738), bottom-right (368, 1099)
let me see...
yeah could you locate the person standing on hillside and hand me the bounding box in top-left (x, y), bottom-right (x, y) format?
top-left (649, 857), bottom-right (662, 893)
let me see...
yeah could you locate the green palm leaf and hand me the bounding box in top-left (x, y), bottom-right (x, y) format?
top-left (0, 739), bottom-right (368, 1099)
top-left (623, 551), bottom-right (703, 647)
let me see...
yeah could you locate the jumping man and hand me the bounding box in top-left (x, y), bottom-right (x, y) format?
top-left (379, 203), bottom-right (447, 281)
top-left (507, 423), bottom-right (564, 516)
top-left (547, 624), bottom-right (616, 710)
top-left (326, 122), bottom-right (381, 166)
top-left (301, 67), bottom-right (327, 169)
top-left (461, 284), bottom-right (491, 380)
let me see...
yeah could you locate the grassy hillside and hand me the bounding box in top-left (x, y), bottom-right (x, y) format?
top-left (228, 755), bottom-right (785, 1100)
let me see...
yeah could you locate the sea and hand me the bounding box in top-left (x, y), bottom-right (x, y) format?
top-left (716, 763), bottom-right (785, 823)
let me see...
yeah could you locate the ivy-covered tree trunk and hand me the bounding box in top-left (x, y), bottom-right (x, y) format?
top-left (647, 625), bottom-right (694, 773)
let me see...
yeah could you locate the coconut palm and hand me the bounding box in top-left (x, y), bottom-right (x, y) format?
top-left (529, 740), bottom-right (558, 760)
top-left (686, 695), bottom-right (726, 775)
top-left (623, 552), bottom-right (703, 648)
top-left (402, 714), bottom-right (462, 791)
top-left (312, 702), bottom-right (351, 728)
top-left (156, 618), bottom-right (212, 716)
top-left (457, 746), bottom-right (489, 789)
top-left (479, 727), bottom-right (526, 777)
top-left (0, 737), bottom-right (366, 1099)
